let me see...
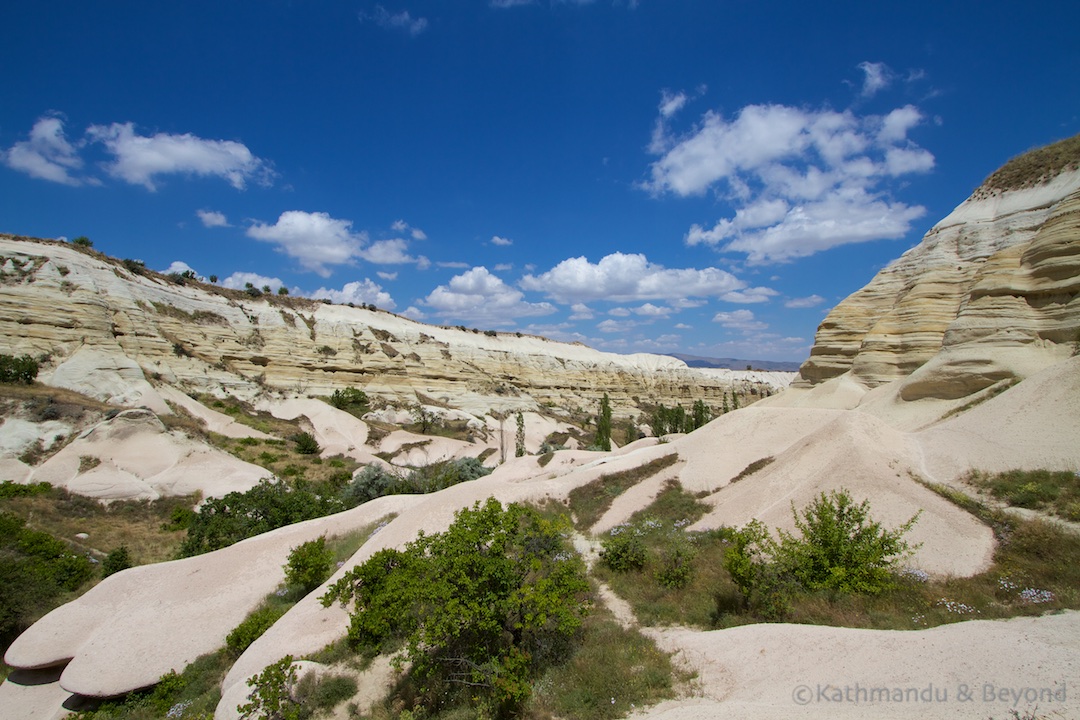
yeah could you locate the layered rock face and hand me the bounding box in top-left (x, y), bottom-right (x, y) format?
top-left (794, 164), bottom-right (1080, 399)
top-left (0, 236), bottom-right (786, 417)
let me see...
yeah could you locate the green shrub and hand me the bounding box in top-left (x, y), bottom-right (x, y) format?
top-left (227, 605), bottom-right (288, 657)
top-left (322, 498), bottom-right (592, 716)
top-left (655, 535), bottom-right (696, 590)
top-left (71, 236), bottom-right (93, 248)
top-left (102, 546), bottom-right (133, 578)
top-left (180, 480), bottom-right (343, 557)
top-left (292, 432), bottom-right (321, 456)
top-left (600, 532), bottom-right (648, 572)
top-left (328, 387), bottom-right (368, 411)
top-left (0, 354), bottom-right (39, 384)
top-left (0, 511), bottom-right (93, 644)
top-left (284, 536), bottom-right (335, 593)
top-left (724, 490), bottom-right (919, 616)
top-left (238, 655), bottom-right (300, 720)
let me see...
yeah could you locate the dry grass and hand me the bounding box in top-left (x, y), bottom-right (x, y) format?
top-left (567, 453), bottom-right (679, 531)
top-left (978, 132), bottom-right (1080, 194)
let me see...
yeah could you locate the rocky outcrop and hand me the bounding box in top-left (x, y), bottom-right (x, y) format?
top-left (0, 236), bottom-right (788, 419)
top-left (794, 158), bottom-right (1080, 400)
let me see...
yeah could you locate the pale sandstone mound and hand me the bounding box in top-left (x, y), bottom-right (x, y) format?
top-left (686, 411), bottom-right (993, 577)
top-left (46, 347), bottom-right (171, 415)
top-left (3, 494), bottom-right (420, 699)
top-left (29, 408), bottom-right (268, 500)
top-left (639, 611), bottom-right (1079, 719)
top-left (256, 397), bottom-right (375, 463)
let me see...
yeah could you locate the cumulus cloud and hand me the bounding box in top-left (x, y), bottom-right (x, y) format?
top-left (377, 271), bottom-right (398, 281)
top-left (391, 219), bottom-right (427, 240)
top-left (647, 98), bottom-right (934, 263)
top-left (162, 260), bottom-right (200, 277)
top-left (362, 6), bottom-right (428, 36)
top-left (86, 122), bottom-right (271, 191)
top-left (3, 115), bottom-right (87, 186)
top-left (659, 90), bottom-right (688, 119)
top-left (246, 211), bottom-right (366, 276)
top-left (311, 279), bottom-right (396, 309)
top-left (222, 271), bottom-right (285, 292)
top-left (785, 294), bottom-right (826, 309)
top-left (197, 209), bottom-right (230, 228)
top-left (491, 235), bottom-right (513, 246)
top-left (520, 252), bottom-right (749, 304)
top-left (423, 267), bottom-right (556, 325)
top-left (569, 303), bottom-right (595, 320)
top-left (358, 238), bottom-right (422, 265)
top-left (713, 309), bottom-right (767, 332)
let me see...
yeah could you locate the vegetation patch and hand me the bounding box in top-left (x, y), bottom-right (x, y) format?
top-left (978, 132), bottom-right (1080, 193)
top-left (967, 468), bottom-right (1080, 521)
top-left (730, 456), bottom-right (775, 483)
top-left (567, 453), bottom-right (679, 531)
top-left (322, 499), bottom-right (593, 718)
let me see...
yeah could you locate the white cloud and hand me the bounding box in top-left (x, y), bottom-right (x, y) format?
top-left (247, 211), bottom-right (364, 276)
top-left (520, 252), bottom-right (746, 304)
top-left (402, 306), bottom-right (426, 320)
top-left (491, 235), bottom-right (513, 246)
top-left (391, 219), bottom-right (427, 240)
top-left (162, 260), bottom-right (200, 277)
top-left (569, 303), bottom-right (594, 320)
top-left (358, 238), bottom-right (421, 265)
top-left (494, 263), bottom-right (513, 272)
top-left (713, 309), bottom-right (767, 332)
top-left (674, 323), bottom-right (692, 330)
top-left (3, 115), bottom-right (87, 186)
top-left (362, 6), bottom-right (428, 36)
top-left (785, 294), bottom-right (825, 308)
top-left (721, 286), bottom-right (779, 304)
top-left (310, 279), bottom-right (396, 309)
top-left (858, 61), bottom-right (893, 97)
top-left (608, 307), bottom-right (632, 317)
top-left (197, 209), bottom-right (230, 228)
top-left (633, 303), bottom-right (672, 317)
top-left (437, 261), bottom-right (471, 269)
top-left (648, 99), bottom-right (934, 263)
top-left (377, 271), bottom-right (398, 281)
top-left (597, 319), bottom-right (639, 333)
top-left (659, 90), bottom-right (688, 119)
top-left (423, 267), bottom-right (556, 324)
top-left (222, 271), bottom-right (285, 292)
top-left (87, 122), bottom-right (271, 191)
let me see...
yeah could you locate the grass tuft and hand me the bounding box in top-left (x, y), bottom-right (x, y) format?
top-left (567, 454), bottom-right (679, 531)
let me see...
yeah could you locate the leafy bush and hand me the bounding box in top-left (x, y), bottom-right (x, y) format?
top-left (284, 536), bottom-right (334, 593)
top-left (600, 532), bottom-right (648, 572)
top-left (339, 457), bottom-right (493, 508)
top-left (292, 432), bottom-right (321, 456)
top-left (180, 480), bottom-right (343, 557)
top-left (239, 655), bottom-right (300, 720)
top-left (327, 387), bottom-right (368, 411)
top-left (724, 490), bottom-right (919, 617)
top-left (0, 354), bottom-right (39, 384)
top-left (102, 545), bottom-right (133, 578)
top-left (0, 480), bottom-right (51, 498)
top-left (655, 535), bottom-right (696, 590)
top-left (227, 605), bottom-right (288, 657)
top-left (322, 498), bottom-right (592, 716)
top-left (0, 511), bottom-right (93, 644)
top-left (71, 236), bottom-right (92, 248)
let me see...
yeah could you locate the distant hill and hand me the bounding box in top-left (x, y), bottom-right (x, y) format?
top-left (667, 353), bottom-right (803, 372)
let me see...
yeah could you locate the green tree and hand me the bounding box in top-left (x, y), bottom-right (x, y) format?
top-left (322, 499), bottom-right (591, 716)
top-left (102, 545), bottom-right (132, 578)
top-left (284, 536), bottom-right (335, 593)
top-left (0, 354), bottom-right (39, 384)
top-left (238, 655), bottom-right (301, 720)
top-left (596, 393), bottom-right (613, 451)
top-left (292, 432), bottom-right (320, 455)
top-left (71, 236), bottom-right (92, 248)
top-left (690, 399), bottom-right (710, 431)
top-left (515, 412), bottom-right (526, 457)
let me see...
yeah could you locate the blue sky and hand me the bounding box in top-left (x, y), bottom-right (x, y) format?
top-left (2, 1), bottom-right (1078, 362)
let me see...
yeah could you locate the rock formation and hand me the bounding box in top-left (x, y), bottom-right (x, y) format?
top-left (0, 236), bottom-right (788, 420)
top-left (793, 136), bottom-right (1080, 405)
